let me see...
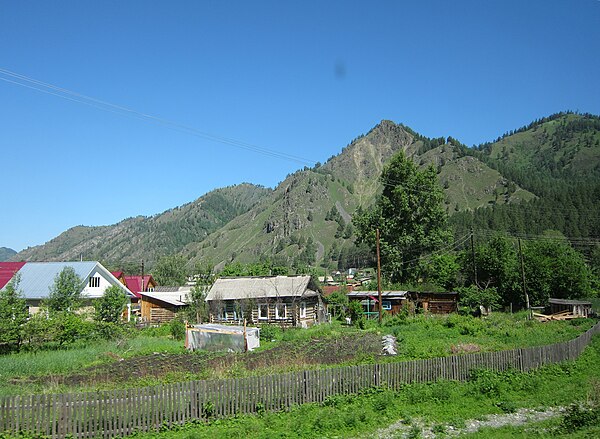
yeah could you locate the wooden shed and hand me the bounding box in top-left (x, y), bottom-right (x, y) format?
top-left (139, 286), bottom-right (190, 323)
top-left (408, 291), bottom-right (458, 314)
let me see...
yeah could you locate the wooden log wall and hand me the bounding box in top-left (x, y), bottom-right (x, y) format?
top-left (1, 321), bottom-right (599, 438)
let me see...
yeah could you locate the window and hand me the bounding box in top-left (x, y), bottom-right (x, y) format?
top-left (258, 303), bottom-right (269, 320)
top-left (89, 276), bottom-right (100, 288)
top-left (300, 301), bottom-right (307, 318)
top-left (275, 303), bottom-right (286, 319)
top-left (382, 300), bottom-right (392, 311)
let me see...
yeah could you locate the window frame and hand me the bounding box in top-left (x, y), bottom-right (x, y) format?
top-left (275, 303), bottom-right (286, 320)
top-left (258, 303), bottom-right (269, 320)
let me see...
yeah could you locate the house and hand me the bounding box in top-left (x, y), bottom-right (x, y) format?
top-left (205, 275), bottom-right (326, 328)
top-left (548, 298), bottom-right (593, 318)
top-left (347, 290), bottom-right (409, 318)
top-left (0, 261), bottom-right (135, 318)
top-left (139, 286), bottom-right (191, 323)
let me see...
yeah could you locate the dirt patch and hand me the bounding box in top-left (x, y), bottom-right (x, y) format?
top-left (15, 333), bottom-right (382, 387)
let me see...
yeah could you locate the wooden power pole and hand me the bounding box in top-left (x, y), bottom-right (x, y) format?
top-left (376, 228), bottom-right (382, 324)
top-left (518, 238), bottom-right (529, 310)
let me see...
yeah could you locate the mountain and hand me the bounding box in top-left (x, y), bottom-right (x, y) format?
top-left (451, 113), bottom-right (600, 241)
top-left (14, 184), bottom-right (271, 267)
top-left (0, 247), bottom-right (17, 262)
top-left (13, 112), bottom-right (599, 271)
top-left (181, 120), bottom-right (536, 270)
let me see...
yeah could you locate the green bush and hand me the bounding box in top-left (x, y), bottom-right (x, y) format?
top-left (169, 319), bottom-right (186, 341)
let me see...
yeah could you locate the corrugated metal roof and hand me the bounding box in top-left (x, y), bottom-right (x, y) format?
top-left (140, 290), bottom-right (189, 306)
top-left (347, 290), bottom-right (408, 298)
top-left (0, 262), bottom-right (26, 289)
top-left (8, 261), bottom-right (134, 299)
top-left (15, 262), bottom-right (97, 299)
top-left (124, 275), bottom-right (155, 298)
top-left (206, 275), bottom-right (315, 301)
top-left (549, 298), bottom-right (592, 306)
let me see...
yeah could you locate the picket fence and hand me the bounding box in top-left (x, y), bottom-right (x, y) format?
top-left (1, 321), bottom-right (599, 439)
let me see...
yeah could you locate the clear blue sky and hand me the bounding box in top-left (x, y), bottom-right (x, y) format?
top-left (1, 0), bottom-right (599, 252)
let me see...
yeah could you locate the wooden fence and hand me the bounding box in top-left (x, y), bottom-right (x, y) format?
top-left (2, 321), bottom-right (599, 438)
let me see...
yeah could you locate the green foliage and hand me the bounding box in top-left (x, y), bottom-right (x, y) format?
top-left (45, 267), bottom-right (83, 313)
top-left (523, 237), bottom-right (593, 305)
top-left (169, 319), bottom-right (186, 341)
top-left (348, 300), bottom-right (364, 323)
top-left (423, 253), bottom-right (460, 289)
top-left (324, 289), bottom-right (349, 319)
top-left (152, 255), bottom-right (188, 286)
top-left (94, 285), bottom-right (128, 323)
top-left (220, 260), bottom-right (288, 277)
top-left (0, 275), bottom-right (28, 352)
top-left (354, 151), bottom-right (452, 283)
top-left (456, 286), bottom-right (501, 314)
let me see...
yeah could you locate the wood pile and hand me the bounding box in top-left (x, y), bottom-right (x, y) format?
top-left (533, 310), bottom-right (580, 322)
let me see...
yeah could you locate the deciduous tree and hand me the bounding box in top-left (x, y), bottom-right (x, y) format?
top-left (354, 152), bottom-right (452, 283)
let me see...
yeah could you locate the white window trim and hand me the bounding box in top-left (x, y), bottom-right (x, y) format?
top-left (258, 303), bottom-right (269, 320)
top-left (300, 301), bottom-right (307, 318)
top-left (89, 276), bottom-right (100, 288)
top-left (382, 300), bottom-right (392, 311)
top-left (275, 303), bottom-right (286, 319)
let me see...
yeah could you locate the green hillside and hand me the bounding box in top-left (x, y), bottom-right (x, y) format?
top-left (0, 247), bottom-right (17, 262)
top-left (183, 121), bottom-right (535, 270)
top-left (14, 184), bottom-right (271, 268)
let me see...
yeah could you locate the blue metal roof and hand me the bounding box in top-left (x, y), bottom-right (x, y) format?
top-left (14, 261), bottom-right (97, 299)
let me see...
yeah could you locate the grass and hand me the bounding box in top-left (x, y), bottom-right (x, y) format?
top-left (114, 336), bottom-right (600, 439)
top-left (0, 313), bottom-right (595, 396)
top-left (0, 335), bottom-right (183, 394)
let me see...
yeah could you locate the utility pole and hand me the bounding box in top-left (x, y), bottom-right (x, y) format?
top-left (376, 228), bottom-right (382, 324)
top-left (518, 238), bottom-right (529, 310)
top-left (141, 259), bottom-right (145, 293)
top-left (470, 227), bottom-right (477, 287)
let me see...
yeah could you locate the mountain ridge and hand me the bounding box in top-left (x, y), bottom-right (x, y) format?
top-left (12, 112), bottom-right (600, 272)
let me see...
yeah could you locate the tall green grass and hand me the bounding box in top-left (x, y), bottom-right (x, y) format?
top-left (0, 336), bottom-right (183, 380)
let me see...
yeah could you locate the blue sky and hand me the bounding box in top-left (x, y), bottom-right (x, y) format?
top-left (1, 0), bottom-right (599, 252)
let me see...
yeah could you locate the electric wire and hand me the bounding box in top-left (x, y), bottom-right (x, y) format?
top-left (0, 68), bottom-right (315, 166)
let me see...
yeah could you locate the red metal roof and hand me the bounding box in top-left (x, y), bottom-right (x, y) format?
top-left (124, 275), bottom-right (155, 298)
top-left (111, 271), bottom-right (124, 279)
top-left (0, 262), bottom-right (27, 289)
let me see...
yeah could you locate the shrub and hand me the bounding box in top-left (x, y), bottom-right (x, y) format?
top-left (169, 319), bottom-right (186, 341)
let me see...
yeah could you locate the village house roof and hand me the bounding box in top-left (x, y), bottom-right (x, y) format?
top-left (549, 298), bottom-right (592, 306)
top-left (0, 261), bottom-right (133, 299)
top-left (206, 275), bottom-right (319, 302)
top-left (347, 290), bottom-right (408, 299)
top-left (0, 262), bottom-right (26, 289)
top-left (140, 290), bottom-right (189, 307)
top-left (124, 275), bottom-right (156, 298)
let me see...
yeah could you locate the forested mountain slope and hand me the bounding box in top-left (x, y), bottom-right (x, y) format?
top-left (183, 121), bottom-right (535, 270)
top-left (451, 113), bottom-right (600, 241)
top-left (13, 184), bottom-right (271, 267)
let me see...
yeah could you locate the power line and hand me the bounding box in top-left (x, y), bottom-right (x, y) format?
top-left (0, 68), bottom-right (316, 166)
